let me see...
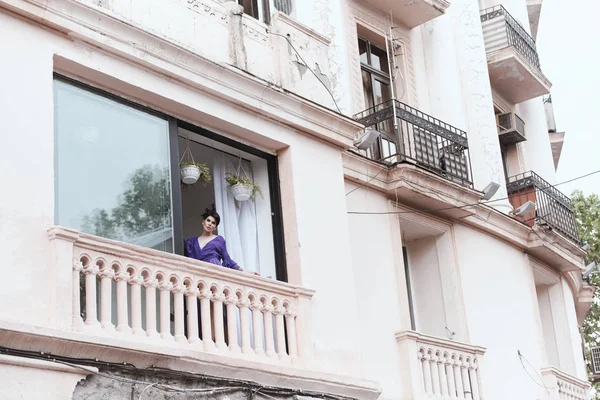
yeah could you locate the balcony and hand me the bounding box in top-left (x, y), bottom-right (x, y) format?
top-left (354, 99), bottom-right (473, 189)
top-left (396, 331), bottom-right (486, 400)
top-left (507, 171), bottom-right (580, 245)
top-left (541, 367), bottom-right (590, 400)
top-left (48, 226), bottom-right (314, 366)
top-left (359, 0), bottom-right (451, 28)
top-left (481, 5), bottom-right (551, 104)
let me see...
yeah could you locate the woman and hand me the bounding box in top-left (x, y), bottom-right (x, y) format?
top-left (184, 210), bottom-right (243, 271)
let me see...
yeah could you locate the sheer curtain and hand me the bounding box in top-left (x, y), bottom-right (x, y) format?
top-left (213, 152), bottom-right (261, 274)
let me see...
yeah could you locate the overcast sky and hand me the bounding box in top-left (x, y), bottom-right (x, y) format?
top-left (536, 0), bottom-right (600, 196)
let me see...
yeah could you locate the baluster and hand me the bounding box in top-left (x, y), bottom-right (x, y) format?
top-left (431, 352), bottom-right (441, 395)
top-left (454, 358), bottom-right (465, 399)
top-left (72, 260), bottom-right (84, 329)
top-left (469, 361), bottom-right (480, 400)
top-left (158, 281), bottom-right (173, 340)
top-left (262, 304), bottom-right (276, 358)
top-left (461, 359), bottom-right (472, 400)
top-left (212, 292), bottom-right (226, 350)
top-left (143, 278), bottom-right (159, 338)
top-left (173, 284), bottom-right (186, 342)
top-left (186, 287), bottom-right (200, 345)
top-left (250, 300), bottom-right (264, 356)
top-left (439, 354), bottom-right (449, 398)
top-left (447, 356), bottom-right (457, 399)
top-left (129, 276), bottom-right (144, 336)
top-left (115, 271), bottom-right (130, 333)
top-left (239, 298), bottom-right (252, 355)
top-left (284, 308), bottom-right (298, 358)
top-left (99, 267), bottom-right (115, 329)
top-left (421, 352), bottom-right (433, 394)
top-left (199, 288), bottom-right (214, 351)
top-left (83, 263), bottom-right (100, 327)
top-left (225, 294), bottom-right (240, 354)
top-left (274, 305), bottom-right (287, 358)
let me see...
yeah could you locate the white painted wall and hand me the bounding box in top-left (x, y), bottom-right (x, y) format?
top-left (454, 223), bottom-right (548, 400)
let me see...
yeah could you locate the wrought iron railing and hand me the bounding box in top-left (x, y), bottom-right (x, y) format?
top-left (507, 171), bottom-right (580, 244)
top-left (353, 99), bottom-right (473, 188)
top-left (480, 5), bottom-right (541, 69)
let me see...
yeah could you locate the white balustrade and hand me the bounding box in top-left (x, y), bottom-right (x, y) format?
top-left (396, 331), bottom-right (486, 400)
top-left (48, 226), bottom-right (314, 365)
top-left (541, 367), bottom-right (590, 400)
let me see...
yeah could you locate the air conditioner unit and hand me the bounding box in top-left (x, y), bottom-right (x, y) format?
top-left (496, 113), bottom-right (526, 145)
top-left (591, 347), bottom-right (600, 375)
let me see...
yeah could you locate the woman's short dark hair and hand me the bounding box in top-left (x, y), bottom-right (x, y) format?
top-left (202, 210), bottom-right (221, 226)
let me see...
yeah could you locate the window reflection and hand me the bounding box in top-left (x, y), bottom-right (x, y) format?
top-left (54, 80), bottom-right (173, 252)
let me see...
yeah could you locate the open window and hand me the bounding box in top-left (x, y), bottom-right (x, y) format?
top-left (53, 76), bottom-right (287, 282)
top-left (237, 0), bottom-right (293, 24)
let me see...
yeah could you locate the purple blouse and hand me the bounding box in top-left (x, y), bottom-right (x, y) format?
top-left (184, 235), bottom-right (240, 270)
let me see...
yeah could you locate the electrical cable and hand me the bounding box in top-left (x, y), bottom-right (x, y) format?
top-left (267, 30), bottom-right (342, 114)
top-left (347, 168), bottom-right (600, 216)
top-left (345, 166), bottom-right (387, 196)
top-left (517, 350), bottom-right (557, 391)
top-left (0, 346), bottom-right (355, 400)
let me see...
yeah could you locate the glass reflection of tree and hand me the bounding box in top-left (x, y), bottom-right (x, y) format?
top-left (81, 165), bottom-right (171, 242)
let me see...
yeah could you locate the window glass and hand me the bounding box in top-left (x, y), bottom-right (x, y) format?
top-left (358, 38), bottom-right (369, 65)
top-left (54, 80), bottom-right (173, 252)
top-left (370, 43), bottom-right (389, 75)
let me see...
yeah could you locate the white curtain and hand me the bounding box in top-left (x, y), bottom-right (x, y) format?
top-left (213, 152), bottom-right (261, 274)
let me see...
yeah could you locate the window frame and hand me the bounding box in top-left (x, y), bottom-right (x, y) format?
top-left (53, 73), bottom-right (288, 282)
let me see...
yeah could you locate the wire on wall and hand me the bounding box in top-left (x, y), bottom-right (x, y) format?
top-left (267, 30), bottom-right (343, 114)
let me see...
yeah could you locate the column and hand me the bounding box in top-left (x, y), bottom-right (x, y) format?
top-left (143, 278), bottom-right (159, 338)
top-left (115, 271), bottom-right (130, 333)
top-left (83, 263), bottom-right (100, 327)
top-left (186, 287), bottom-right (201, 346)
top-left (98, 267), bottom-right (115, 330)
top-left (284, 309), bottom-right (298, 358)
top-left (199, 288), bottom-right (214, 351)
top-left (239, 299), bottom-right (252, 355)
top-left (212, 292), bottom-right (226, 350)
top-left (173, 284), bottom-right (186, 343)
top-left (262, 304), bottom-right (276, 358)
top-left (250, 300), bottom-right (264, 356)
top-left (129, 275), bottom-right (144, 336)
top-left (225, 294), bottom-right (240, 354)
top-left (158, 281), bottom-right (173, 341)
top-left (72, 260), bottom-right (84, 329)
top-left (274, 305), bottom-right (287, 359)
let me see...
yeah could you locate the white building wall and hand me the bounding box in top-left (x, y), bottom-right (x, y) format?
top-left (453, 223), bottom-right (547, 400)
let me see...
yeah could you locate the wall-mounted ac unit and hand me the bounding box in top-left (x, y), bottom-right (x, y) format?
top-left (496, 112), bottom-right (526, 145)
top-left (591, 346), bottom-right (600, 375)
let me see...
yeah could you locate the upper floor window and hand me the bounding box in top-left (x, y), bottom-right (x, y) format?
top-left (238, 0), bottom-right (293, 24)
top-left (54, 77), bottom-right (286, 281)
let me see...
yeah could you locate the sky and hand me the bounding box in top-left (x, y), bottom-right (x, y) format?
top-left (536, 0), bottom-right (600, 196)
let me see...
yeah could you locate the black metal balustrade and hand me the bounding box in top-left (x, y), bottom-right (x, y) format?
top-left (353, 99), bottom-right (473, 188)
top-left (480, 5), bottom-right (541, 70)
top-left (507, 171), bottom-right (580, 245)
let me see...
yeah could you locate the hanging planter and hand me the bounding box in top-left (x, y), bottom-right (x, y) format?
top-left (225, 172), bottom-right (263, 202)
top-left (180, 137), bottom-right (211, 186)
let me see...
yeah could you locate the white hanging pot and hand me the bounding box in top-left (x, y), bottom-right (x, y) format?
top-left (230, 183), bottom-right (253, 201)
top-left (181, 165), bottom-right (201, 185)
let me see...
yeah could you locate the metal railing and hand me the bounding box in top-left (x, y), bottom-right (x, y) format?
top-left (480, 5), bottom-right (541, 69)
top-left (507, 171), bottom-right (580, 244)
top-left (354, 99), bottom-right (473, 188)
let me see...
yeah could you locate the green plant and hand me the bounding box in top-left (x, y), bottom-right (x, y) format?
top-left (180, 161), bottom-right (211, 185)
top-left (225, 172), bottom-right (263, 200)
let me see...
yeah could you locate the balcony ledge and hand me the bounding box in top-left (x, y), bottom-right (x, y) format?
top-left (359, 0), bottom-right (450, 29)
top-left (343, 152), bottom-right (482, 219)
top-left (0, 320), bottom-right (382, 400)
top-left (486, 47), bottom-right (552, 103)
top-left (541, 366), bottom-right (590, 400)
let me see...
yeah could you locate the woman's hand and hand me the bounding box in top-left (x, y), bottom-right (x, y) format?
top-left (237, 266), bottom-right (260, 276)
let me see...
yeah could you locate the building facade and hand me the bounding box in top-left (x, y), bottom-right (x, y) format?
top-left (0, 0), bottom-right (593, 399)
